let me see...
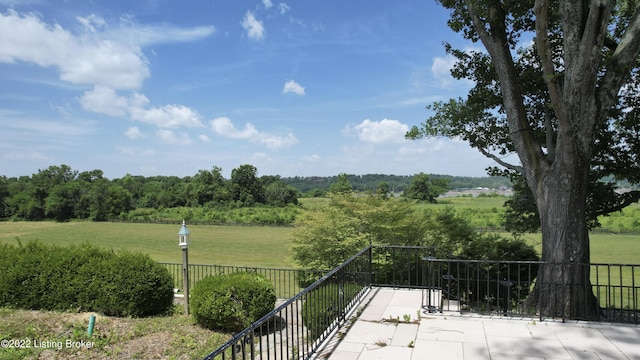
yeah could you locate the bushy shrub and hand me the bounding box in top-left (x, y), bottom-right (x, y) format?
top-left (0, 241), bottom-right (173, 317)
top-left (78, 252), bottom-right (175, 317)
top-left (190, 271), bottom-right (276, 332)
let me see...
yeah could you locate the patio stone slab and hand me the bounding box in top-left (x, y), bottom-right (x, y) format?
top-left (320, 287), bottom-right (639, 360)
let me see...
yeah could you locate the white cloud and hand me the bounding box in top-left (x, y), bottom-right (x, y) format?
top-left (345, 119), bottom-right (409, 144)
top-left (431, 55), bottom-right (456, 87)
top-left (431, 47), bottom-right (482, 88)
top-left (118, 146), bottom-right (135, 156)
top-left (250, 152), bottom-right (271, 162)
top-left (2, 150), bottom-right (49, 160)
top-left (77, 14), bottom-right (106, 34)
top-left (262, 0), bottom-right (273, 9)
top-left (304, 154), bottom-right (321, 162)
top-left (282, 80), bottom-right (305, 96)
top-left (198, 134), bottom-right (210, 142)
top-left (241, 11), bottom-right (265, 41)
top-left (125, 126), bottom-right (145, 139)
top-left (209, 117), bottom-right (298, 149)
top-left (130, 103), bottom-right (204, 128)
top-left (117, 145), bottom-right (155, 156)
top-left (278, 3), bottom-right (290, 14)
top-left (79, 85), bottom-right (205, 128)
top-left (431, 55), bottom-right (456, 78)
top-left (157, 129), bottom-right (192, 145)
top-left (104, 20), bottom-right (215, 47)
top-left (0, 11), bottom-right (149, 89)
top-left (78, 85), bottom-right (134, 116)
top-left (0, 10), bottom-right (215, 90)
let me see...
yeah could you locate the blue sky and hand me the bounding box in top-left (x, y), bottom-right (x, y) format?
top-left (0, 0), bottom-right (497, 179)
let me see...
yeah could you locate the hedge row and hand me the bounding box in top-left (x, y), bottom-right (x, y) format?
top-left (0, 241), bottom-right (174, 317)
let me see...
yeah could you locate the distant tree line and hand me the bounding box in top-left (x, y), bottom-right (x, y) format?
top-left (282, 173), bottom-right (512, 196)
top-left (0, 164), bottom-right (299, 221)
top-left (0, 164), bottom-right (516, 222)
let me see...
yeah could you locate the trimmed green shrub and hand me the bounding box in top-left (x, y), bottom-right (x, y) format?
top-left (78, 251), bottom-right (175, 317)
top-left (0, 241), bottom-right (173, 317)
top-left (190, 271), bottom-right (276, 332)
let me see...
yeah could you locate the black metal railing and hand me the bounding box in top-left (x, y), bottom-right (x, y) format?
top-left (422, 258), bottom-right (640, 323)
top-left (183, 245), bottom-right (639, 359)
top-left (423, 258), bottom-right (539, 315)
top-left (159, 263), bottom-right (325, 299)
top-left (201, 246), bottom-right (372, 360)
top-left (370, 245), bottom-right (436, 288)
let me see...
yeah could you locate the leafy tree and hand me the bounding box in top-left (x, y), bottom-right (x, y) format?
top-left (291, 193), bottom-right (426, 271)
top-left (106, 184), bottom-right (133, 217)
top-left (45, 182), bottom-right (81, 221)
top-left (376, 181), bottom-right (391, 199)
top-left (0, 176), bottom-right (9, 218)
top-left (422, 206), bottom-right (477, 257)
top-left (502, 176), bottom-right (540, 234)
top-left (329, 173), bottom-right (353, 194)
top-left (87, 178), bottom-right (110, 221)
top-left (7, 190), bottom-right (41, 220)
top-left (3, 163), bottom-right (297, 221)
top-left (187, 168), bottom-right (228, 207)
top-left (263, 180), bottom-right (299, 206)
top-left (404, 172), bottom-right (449, 202)
top-left (407, 1), bottom-right (640, 319)
top-left (231, 164), bottom-right (264, 205)
top-left (115, 174), bottom-right (147, 207)
top-left (209, 166), bottom-right (232, 204)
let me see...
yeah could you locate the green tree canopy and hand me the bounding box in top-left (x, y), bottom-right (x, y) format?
top-left (403, 172), bottom-right (449, 202)
top-left (291, 193), bottom-right (425, 271)
top-left (329, 173), bottom-right (353, 194)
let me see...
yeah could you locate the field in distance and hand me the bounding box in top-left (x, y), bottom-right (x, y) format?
top-left (1, 195), bottom-right (638, 267)
top-left (0, 221), bottom-right (295, 268)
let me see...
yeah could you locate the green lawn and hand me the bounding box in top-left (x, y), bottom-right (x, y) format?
top-left (1, 219), bottom-right (637, 266)
top-left (0, 221), bottom-right (295, 268)
top-left (1, 195), bottom-right (638, 269)
top-left (498, 232), bottom-right (640, 265)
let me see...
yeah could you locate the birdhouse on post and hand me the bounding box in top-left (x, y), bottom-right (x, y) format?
top-left (178, 220), bottom-right (190, 249)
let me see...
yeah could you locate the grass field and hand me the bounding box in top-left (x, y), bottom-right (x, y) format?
top-left (488, 231), bottom-right (640, 265)
top-left (0, 195), bottom-right (638, 268)
top-left (1, 220), bottom-right (638, 267)
top-left (0, 221), bottom-right (295, 268)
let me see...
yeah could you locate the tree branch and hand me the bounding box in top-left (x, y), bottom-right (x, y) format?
top-left (464, 0), bottom-right (547, 188)
top-left (598, 3), bottom-right (640, 113)
top-left (534, 0), bottom-right (567, 126)
top-left (478, 147), bottom-right (523, 173)
top-left (593, 190), bottom-right (640, 217)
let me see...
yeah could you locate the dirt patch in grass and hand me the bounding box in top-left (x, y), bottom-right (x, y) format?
top-left (0, 308), bottom-right (229, 360)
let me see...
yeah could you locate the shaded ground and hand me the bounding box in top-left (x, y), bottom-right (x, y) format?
top-left (0, 308), bottom-right (228, 359)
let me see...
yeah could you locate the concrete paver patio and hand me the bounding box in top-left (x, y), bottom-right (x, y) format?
top-left (320, 287), bottom-right (640, 360)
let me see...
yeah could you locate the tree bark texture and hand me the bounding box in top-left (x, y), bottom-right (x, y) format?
top-left (533, 148), bottom-right (599, 319)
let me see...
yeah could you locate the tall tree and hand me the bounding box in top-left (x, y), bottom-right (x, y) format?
top-left (329, 173), bottom-right (353, 194)
top-left (404, 172), bottom-right (449, 202)
top-left (0, 176), bottom-right (9, 218)
top-left (291, 193), bottom-right (426, 271)
top-left (231, 164), bottom-right (264, 205)
top-left (408, 1), bottom-right (640, 320)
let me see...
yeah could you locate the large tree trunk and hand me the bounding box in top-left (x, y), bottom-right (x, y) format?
top-left (530, 147), bottom-right (600, 320)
